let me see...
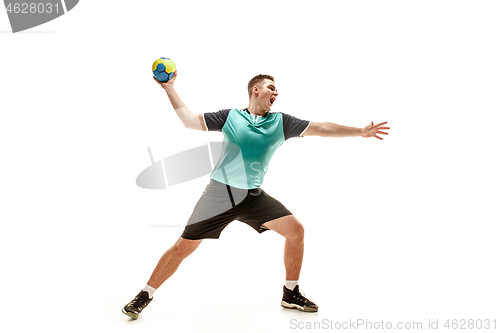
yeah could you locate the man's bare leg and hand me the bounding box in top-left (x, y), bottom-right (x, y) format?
top-left (262, 215), bottom-right (304, 280)
top-left (147, 237), bottom-right (203, 289)
top-left (123, 237), bottom-right (202, 319)
top-left (263, 215), bottom-right (318, 312)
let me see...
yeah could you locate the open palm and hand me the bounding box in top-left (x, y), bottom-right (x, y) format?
top-left (362, 121), bottom-right (390, 140)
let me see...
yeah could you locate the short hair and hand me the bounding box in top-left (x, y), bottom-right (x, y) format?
top-left (247, 74), bottom-right (275, 99)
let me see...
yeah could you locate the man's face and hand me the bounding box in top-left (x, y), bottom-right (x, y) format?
top-left (256, 79), bottom-right (278, 111)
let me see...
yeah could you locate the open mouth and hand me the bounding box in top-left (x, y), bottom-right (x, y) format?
top-left (270, 97), bottom-right (275, 106)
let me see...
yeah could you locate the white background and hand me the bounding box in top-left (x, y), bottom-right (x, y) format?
top-left (1, 1), bottom-right (499, 332)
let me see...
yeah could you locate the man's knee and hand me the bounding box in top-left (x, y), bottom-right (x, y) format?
top-left (293, 221), bottom-right (305, 241)
top-left (174, 237), bottom-right (202, 258)
top-left (286, 217), bottom-right (305, 241)
top-left (264, 215), bottom-right (305, 241)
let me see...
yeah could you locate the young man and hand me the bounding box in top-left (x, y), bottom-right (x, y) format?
top-left (122, 73), bottom-right (389, 319)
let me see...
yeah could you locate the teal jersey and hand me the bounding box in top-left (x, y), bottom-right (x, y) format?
top-left (203, 108), bottom-right (310, 189)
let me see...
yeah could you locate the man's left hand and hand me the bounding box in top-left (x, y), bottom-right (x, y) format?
top-left (361, 121), bottom-right (390, 140)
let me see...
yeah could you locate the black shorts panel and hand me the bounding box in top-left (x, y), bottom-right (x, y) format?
top-left (181, 180), bottom-right (292, 240)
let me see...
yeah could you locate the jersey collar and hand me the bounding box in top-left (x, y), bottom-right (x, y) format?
top-left (243, 108), bottom-right (269, 118)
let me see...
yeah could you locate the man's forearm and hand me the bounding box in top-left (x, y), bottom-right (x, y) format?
top-left (165, 85), bottom-right (186, 109)
top-left (317, 122), bottom-right (362, 137)
top-left (164, 86), bottom-right (202, 130)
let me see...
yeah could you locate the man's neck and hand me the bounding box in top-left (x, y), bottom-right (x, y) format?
top-left (246, 104), bottom-right (268, 117)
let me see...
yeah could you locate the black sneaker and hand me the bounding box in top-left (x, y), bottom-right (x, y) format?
top-left (122, 290), bottom-right (153, 320)
top-left (281, 285), bottom-right (318, 312)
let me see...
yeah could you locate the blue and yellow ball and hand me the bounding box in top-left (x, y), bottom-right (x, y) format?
top-left (152, 57), bottom-right (176, 82)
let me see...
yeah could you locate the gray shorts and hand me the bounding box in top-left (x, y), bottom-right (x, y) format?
top-left (181, 179), bottom-right (292, 240)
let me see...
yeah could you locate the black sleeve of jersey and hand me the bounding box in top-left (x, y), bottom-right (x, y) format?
top-left (281, 112), bottom-right (311, 140)
top-left (204, 109), bottom-right (231, 131)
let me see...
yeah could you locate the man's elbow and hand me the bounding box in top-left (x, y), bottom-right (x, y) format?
top-left (184, 116), bottom-right (204, 131)
top-left (314, 122), bottom-right (329, 137)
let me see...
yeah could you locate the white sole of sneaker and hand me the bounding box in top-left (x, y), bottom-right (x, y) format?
top-left (281, 301), bottom-right (318, 312)
top-left (122, 308), bottom-right (139, 320)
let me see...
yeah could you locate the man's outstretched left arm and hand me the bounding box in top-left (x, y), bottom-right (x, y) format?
top-left (302, 121), bottom-right (390, 140)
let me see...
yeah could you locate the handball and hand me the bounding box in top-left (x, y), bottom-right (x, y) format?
top-left (152, 57), bottom-right (176, 82)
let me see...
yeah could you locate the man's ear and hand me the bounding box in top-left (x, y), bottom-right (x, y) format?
top-left (253, 85), bottom-right (259, 96)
